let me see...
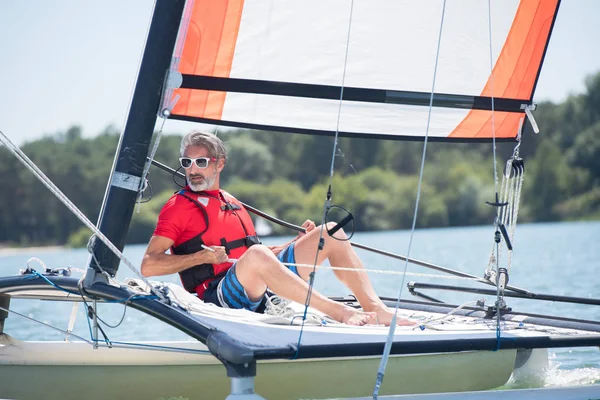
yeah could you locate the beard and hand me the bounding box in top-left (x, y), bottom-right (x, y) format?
top-left (187, 172), bottom-right (216, 192)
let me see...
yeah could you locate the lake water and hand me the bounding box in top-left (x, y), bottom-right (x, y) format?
top-left (1, 221), bottom-right (599, 390)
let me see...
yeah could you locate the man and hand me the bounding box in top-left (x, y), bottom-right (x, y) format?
top-left (141, 131), bottom-right (414, 326)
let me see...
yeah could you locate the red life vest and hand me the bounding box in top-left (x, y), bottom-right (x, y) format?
top-left (171, 189), bottom-right (260, 296)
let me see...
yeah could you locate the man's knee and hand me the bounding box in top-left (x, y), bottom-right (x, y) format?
top-left (243, 245), bottom-right (277, 265)
top-left (324, 221), bottom-right (348, 241)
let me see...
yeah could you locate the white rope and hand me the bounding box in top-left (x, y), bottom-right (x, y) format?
top-left (417, 300), bottom-right (482, 329)
top-left (297, 0), bottom-right (356, 349)
top-left (486, 2), bottom-right (505, 366)
top-left (263, 295), bottom-right (326, 325)
top-left (487, 0), bottom-right (499, 195)
top-left (491, 155), bottom-right (525, 274)
top-left (495, 160), bottom-right (513, 271)
top-left (0, 304), bottom-right (93, 344)
top-left (507, 162), bottom-right (524, 269)
top-left (327, 0), bottom-right (354, 179)
top-left (290, 262), bottom-right (482, 281)
top-left (503, 167), bottom-right (516, 268)
top-left (0, 303), bottom-right (210, 354)
top-left (0, 130), bottom-right (167, 303)
top-left (224, 257), bottom-right (483, 281)
top-left (373, 3), bottom-right (447, 399)
top-left (486, 0), bottom-right (501, 292)
top-left (498, 159), bottom-right (512, 225)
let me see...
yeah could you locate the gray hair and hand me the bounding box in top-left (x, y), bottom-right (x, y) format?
top-left (180, 131), bottom-right (227, 162)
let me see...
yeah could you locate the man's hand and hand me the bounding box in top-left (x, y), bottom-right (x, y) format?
top-left (200, 246), bottom-right (229, 264)
top-left (297, 219), bottom-right (316, 239)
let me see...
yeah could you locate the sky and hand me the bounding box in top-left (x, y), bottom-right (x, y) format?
top-left (1, 0), bottom-right (599, 145)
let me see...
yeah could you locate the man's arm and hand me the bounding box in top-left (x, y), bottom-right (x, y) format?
top-left (141, 235), bottom-right (228, 277)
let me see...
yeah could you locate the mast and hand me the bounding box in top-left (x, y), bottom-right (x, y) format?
top-left (87, 0), bottom-right (186, 277)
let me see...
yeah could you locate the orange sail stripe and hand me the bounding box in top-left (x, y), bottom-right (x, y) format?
top-left (482, 0), bottom-right (558, 99)
top-left (450, 110), bottom-right (522, 139)
top-left (172, 0), bottom-right (244, 120)
top-left (450, 0), bottom-right (558, 139)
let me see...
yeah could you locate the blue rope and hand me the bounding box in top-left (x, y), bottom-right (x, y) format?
top-left (104, 295), bottom-right (159, 303)
top-left (495, 324), bottom-right (501, 351)
top-left (32, 271), bottom-right (80, 295)
top-left (495, 334), bottom-right (517, 351)
top-left (292, 271), bottom-right (315, 360)
top-left (31, 270), bottom-right (158, 302)
top-left (29, 270), bottom-right (158, 344)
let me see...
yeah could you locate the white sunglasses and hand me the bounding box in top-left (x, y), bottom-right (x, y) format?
top-left (179, 157), bottom-right (217, 169)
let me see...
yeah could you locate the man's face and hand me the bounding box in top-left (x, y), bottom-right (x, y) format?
top-left (182, 145), bottom-right (223, 191)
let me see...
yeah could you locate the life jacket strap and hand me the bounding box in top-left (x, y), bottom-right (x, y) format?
top-left (220, 235), bottom-right (261, 255)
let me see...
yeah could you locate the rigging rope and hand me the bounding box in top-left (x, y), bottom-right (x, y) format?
top-left (0, 302), bottom-right (211, 354)
top-left (497, 156), bottom-right (525, 270)
top-left (294, 0), bottom-right (356, 357)
top-left (372, 3), bottom-right (447, 399)
top-left (486, 0), bottom-right (504, 353)
top-left (225, 258), bottom-right (484, 281)
top-left (0, 130), bottom-right (168, 303)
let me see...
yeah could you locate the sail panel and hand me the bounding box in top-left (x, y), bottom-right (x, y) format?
top-left (173, 91), bottom-right (521, 140)
top-left (172, 0), bottom-right (245, 119)
top-left (481, 0), bottom-right (560, 99)
top-left (167, 0), bottom-right (560, 141)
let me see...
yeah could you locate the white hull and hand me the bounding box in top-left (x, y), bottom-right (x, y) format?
top-left (1, 280), bottom-right (597, 399)
top-left (0, 334), bottom-right (520, 400)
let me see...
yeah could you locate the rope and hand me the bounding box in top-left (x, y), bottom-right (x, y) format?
top-left (0, 304), bottom-right (93, 344)
top-left (0, 130), bottom-right (168, 303)
top-left (373, 3), bottom-right (447, 399)
top-left (286, 262), bottom-right (482, 281)
top-left (508, 169), bottom-right (524, 265)
top-left (22, 258), bottom-right (159, 331)
top-left (417, 300), bottom-right (482, 329)
top-left (486, 0), bottom-right (504, 353)
top-left (294, 0), bottom-right (356, 358)
top-left (264, 296), bottom-right (326, 325)
top-left (0, 301), bottom-right (211, 355)
top-left (91, 341), bottom-right (211, 355)
top-left (488, 152), bottom-right (525, 276)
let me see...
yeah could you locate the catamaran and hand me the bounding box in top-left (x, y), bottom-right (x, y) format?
top-left (1, 1), bottom-right (599, 399)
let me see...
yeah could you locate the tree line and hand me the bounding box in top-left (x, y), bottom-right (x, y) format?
top-left (1, 72), bottom-right (599, 248)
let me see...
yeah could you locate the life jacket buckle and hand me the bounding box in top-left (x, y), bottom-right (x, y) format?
top-left (221, 202), bottom-right (241, 211)
top-left (245, 235), bottom-right (261, 247)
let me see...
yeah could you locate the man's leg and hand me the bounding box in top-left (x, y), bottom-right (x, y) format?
top-left (292, 223), bottom-right (414, 326)
top-left (233, 245), bottom-right (374, 326)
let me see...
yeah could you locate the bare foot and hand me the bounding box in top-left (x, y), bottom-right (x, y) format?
top-left (340, 307), bottom-right (375, 326)
top-left (369, 306), bottom-right (416, 326)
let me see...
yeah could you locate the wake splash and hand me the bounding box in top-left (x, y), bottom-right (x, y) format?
top-left (504, 349), bottom-right (600, 389)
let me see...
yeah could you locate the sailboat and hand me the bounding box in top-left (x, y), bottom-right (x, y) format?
top-left (1, 0), bottom-right (599, 399)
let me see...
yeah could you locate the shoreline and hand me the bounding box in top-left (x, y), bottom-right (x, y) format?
top-left (0, 245), bottom-right (65, 257)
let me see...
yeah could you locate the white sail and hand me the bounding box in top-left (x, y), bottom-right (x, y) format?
top-left (162, 0), bottom-right (560, 141)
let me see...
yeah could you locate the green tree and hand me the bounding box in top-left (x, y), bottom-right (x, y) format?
top-left (567, 121), bottom-right (600, 186)
top-left (220, 135), bottom-right (274, 185)
top-left (524, 140), bottom-right (569, 221)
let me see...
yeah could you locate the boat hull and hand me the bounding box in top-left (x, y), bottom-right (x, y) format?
top-left (0, 336), bottom-right (517, 400)
top-left (3, 278), bottom-right (588, 399)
